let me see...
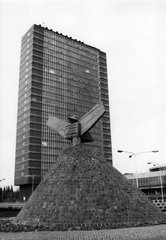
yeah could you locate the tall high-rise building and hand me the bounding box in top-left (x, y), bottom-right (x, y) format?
top-left (15, 24), bottom-right (112, 199)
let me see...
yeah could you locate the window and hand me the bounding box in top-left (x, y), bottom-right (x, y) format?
top-left (49, 69), bottom-right (55, 74)
top-left (42, 141), bottom-right (47, 146)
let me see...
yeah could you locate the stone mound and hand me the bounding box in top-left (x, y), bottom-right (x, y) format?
top-left (13, 145), bottom-right (166, 230)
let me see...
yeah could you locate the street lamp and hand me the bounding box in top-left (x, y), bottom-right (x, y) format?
top-left (117, 150), bottom-right (159, 188)
top-left (147, 162), bottom-right (164, 202)
top-left (0, 179), bottom-right (5, 202)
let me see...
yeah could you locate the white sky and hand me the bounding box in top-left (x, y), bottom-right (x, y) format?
top-left (0, 0), bottom-right (166, 189)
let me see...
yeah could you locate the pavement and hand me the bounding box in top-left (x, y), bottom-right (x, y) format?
top-left (0, 224), bottom-right (166, 240)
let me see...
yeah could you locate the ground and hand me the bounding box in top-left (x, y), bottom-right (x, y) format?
top-left (0, 224), bottom-right (166, 240)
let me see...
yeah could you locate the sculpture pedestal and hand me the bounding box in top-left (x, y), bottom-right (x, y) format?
top-left (13, 145), bottom-right (166, 230)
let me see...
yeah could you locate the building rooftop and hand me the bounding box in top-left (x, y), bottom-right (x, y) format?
top-left (32, 24), bottom-right (105, 53)
top-left (124, 164), bottom-right (166, 179)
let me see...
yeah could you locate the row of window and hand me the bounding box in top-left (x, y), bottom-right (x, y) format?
top-left (42, 73), bottom-right (99, 88)
top-left (43, 51), bottom-right (98, 70)
top-left (43, 62), bottom-right (98, 77)
top-left (44, 44), bottom-right (98, 64)
top-left (43, 31), bottom-right (98, 57)
top-left (130, 176), bottom-right (165, 187)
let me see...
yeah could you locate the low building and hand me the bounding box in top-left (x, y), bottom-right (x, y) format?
top-left (124, 165), bottom-right (166, 211)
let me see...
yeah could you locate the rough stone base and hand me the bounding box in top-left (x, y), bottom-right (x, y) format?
top-left (13, 145), bottom-right (166, 230)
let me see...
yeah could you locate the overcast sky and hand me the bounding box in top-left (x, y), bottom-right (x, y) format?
top-left (0, 0), bottom-right (166, 188)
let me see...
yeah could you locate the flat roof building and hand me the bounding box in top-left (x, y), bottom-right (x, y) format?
top-left (14, 24), bottom-right (112, 199)
top-left (125, 165), bottom-right (166, 211)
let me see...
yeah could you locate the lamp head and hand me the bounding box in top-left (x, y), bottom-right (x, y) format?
top-left (147, 162), bottom-right (156, 166)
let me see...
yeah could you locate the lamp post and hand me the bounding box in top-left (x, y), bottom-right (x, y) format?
top-left (0, 179), bottom-right (5, 202)
top-left (147, 162), bottom-right (164, 202)
top-left (117, 150), bottom-right (158, 188)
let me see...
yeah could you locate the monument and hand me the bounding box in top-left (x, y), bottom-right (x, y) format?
top-left (46, 100), bottom-right (105, 145)
top-left (13, 101), bottom-right (166, 231)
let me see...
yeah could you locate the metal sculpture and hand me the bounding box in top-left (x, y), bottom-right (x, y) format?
top-left (46, 101), bottom-right (105, 146)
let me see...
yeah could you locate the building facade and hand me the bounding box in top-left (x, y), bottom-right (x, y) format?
top-left (125, 165), bottom-right (166, 211)
top-left (14, 24), bottom-right (112, 199)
